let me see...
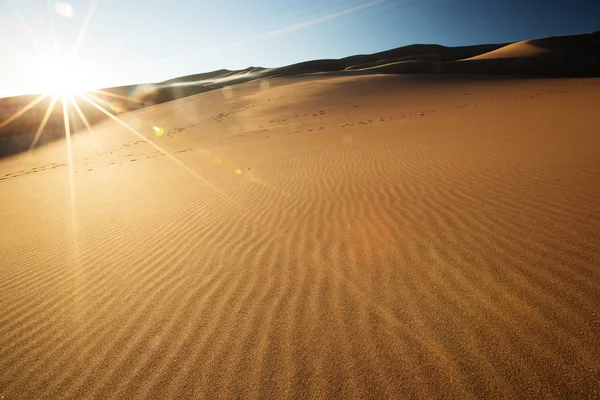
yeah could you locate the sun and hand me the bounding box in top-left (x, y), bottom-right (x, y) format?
top-left (37, 59), bottom-right (93, 96)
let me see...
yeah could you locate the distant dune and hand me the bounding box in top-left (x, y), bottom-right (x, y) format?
top-left (360, 32), bottom-right (600, 76)
top-left (1, 31), bottom-right (598, 157)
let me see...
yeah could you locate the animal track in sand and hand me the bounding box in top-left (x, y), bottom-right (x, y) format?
top-left (267, 108), bottom-right (333, 125)
top-left (0, 162), bottom-right (68, 181)
top-left (1, 86), bottom-right (575, 184)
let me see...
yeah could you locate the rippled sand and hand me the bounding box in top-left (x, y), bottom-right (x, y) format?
top-left (1, 75), bottom-right (599, 399)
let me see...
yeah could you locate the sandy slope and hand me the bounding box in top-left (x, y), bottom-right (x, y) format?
top-left (1, 74), bottom-right (600, 399)
top-left (2, 32), bottom-right (598, 158)
top-left (466, 41), bottom-right (550, 60)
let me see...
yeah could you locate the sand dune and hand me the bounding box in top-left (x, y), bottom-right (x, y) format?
top-left (2, 31), bottom-right (598, 157)
top-left (465, 41), bottom-right (550, 60)
top-left (1, 73), bottom-right (599, 399)
top-left (368, 32), bottom-right (600, 76)
top-left (343, 43), bottom-right (508, 69)
top-left (469, 31), bottom-right (600, 60)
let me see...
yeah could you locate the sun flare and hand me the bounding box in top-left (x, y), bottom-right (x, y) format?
top-left (37, 60), bottom-right (92, 96)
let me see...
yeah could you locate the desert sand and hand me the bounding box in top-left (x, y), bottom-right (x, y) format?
top-left (2, 31), bottom-right (599, 159)
top-left (1, 72), bottom-right (599, 399)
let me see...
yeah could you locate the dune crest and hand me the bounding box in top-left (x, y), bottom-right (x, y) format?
top-left (466, 41), bottom-right (550, 60)
top-left (2, 31), bottom-right (599, 157)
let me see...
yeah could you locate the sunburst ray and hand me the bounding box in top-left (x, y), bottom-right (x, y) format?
top-left (69, 95), bottom-right (103, 151)
top-left (76, 94), bottom-right (230, 199)
top-left (90, 89), bottom-right (144, 105)
top-left (61, 95), bottom-right (77, 233)
top-left (69, 96), bottom-right (93, 132)
top-left (0, 94), bottom-right (48, 130)
top-left (69, 0), bottom-right (99, 63)
top-left (84, 93), bottom-right (122, 113)
top-left (30, 95), bottom-right (59, 149)
top-left (10, 2), bottom-right (41, 56)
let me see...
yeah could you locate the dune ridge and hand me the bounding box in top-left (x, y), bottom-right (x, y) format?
top-left (2, 31), bottom-right (599, 157)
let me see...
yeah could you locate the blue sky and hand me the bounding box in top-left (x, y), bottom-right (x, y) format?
top-left (0, 0), bottom-right (598, 96)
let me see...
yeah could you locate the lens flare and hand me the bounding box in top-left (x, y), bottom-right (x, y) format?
top-left (153, 126), bottom-right (165, 136)
top-left (55, 2), bottom-right (75, 19)
top-left (77, 94), bottom-right (231, 199)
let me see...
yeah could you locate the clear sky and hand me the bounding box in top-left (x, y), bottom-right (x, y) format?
top-left (0, 0), bottom-right (598, 96)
